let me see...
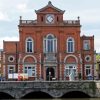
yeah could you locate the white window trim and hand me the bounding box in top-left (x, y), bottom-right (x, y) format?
top-left (85, 64), bottom-right (92, 76)
top-left (22, 55), bottom-right (37, 64)
top-left (25, 37), bottom-right (34, 53)
top-left (67, 37), bottom-right (75, 53)
top-left (8, 55), bottom-right (15, 62)
top-left (65, 64), bottom-right (77, 76)
top-left (85, 55), bottom-right (91, 62)
top-left (83, 40), bottom-right (90, 50)
top-left (43, 34), bottom-right (57, 53)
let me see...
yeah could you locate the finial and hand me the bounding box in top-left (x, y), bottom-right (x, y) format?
top-left (48, 1), bottom-right (52, 5)
top-left (77, 16), bottom-right (80, 20)
top-left (20, 16), bottom-right (22, 20)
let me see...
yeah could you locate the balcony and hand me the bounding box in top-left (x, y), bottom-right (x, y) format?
top-left (44, 53), bottom-right (57, 66)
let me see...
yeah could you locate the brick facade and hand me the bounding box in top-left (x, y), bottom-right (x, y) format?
top-left (1, 1), bottom-right (95, 80)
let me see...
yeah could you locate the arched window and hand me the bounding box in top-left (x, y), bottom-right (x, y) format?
top-left (64, 55), bottom-right (78, 77)
top-left (23, 55), bottom-right (37, 77)
top-left (26, 37), bottom-right (34, 53)
top-left (44, 34), bottom-right (57, 53)
top-left (67, 37), bottom-right (75, 53)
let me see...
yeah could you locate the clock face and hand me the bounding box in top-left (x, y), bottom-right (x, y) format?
top-left (46, 14), bottom-right (54, 24)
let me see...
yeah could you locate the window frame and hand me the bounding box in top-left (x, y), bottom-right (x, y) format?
top-left (26, 37), bottom-right (34, 53)
top-left (85, 55), bottom-right (91, 62)
top-left (85, 65), bottom-right (92, 76)
top-left (8, 65), bottom-right (15, 74)
top-left (8, 55), bottom-right (15, 62)
top-left (67, 37), bottom-right (75, 53)
top-left (83, 40), bottom-right (90, 50)
top-left (65, 64), bottom-right (77, 77)
top-left (24, 65), bottom-right (36, 77)
top-left (43, 34), bottom-right (57, 53)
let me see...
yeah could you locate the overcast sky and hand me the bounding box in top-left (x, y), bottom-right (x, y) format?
top-left (0, 0), bottom-right (100, 52)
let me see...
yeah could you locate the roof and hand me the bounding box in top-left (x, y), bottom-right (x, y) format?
top-left (81, 35), bottom-right (94, 39)
top-left (35, 1), bottom-right (65, 14)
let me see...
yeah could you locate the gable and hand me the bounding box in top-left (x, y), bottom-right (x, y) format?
top-left (35, 1), bottom-right (65, 14)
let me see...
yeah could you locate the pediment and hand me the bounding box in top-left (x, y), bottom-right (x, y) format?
top-left (39, 7), bottom-right (60, 13)
top-left (35, 1), bottom-right (65, 14)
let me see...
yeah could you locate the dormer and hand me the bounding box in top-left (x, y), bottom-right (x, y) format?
top-left (35, 1), bottom-right (65, 24)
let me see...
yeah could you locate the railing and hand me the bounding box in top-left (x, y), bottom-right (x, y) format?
top-left (63, 20), bottom-right (80, 25)
top-left (19, 20), bottom-right (80, 26)
top-left (20, 20), bottom-right (37, 25)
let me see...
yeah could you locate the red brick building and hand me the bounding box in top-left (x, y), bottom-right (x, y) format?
top-left (2, 1), bottom-right (95, 80)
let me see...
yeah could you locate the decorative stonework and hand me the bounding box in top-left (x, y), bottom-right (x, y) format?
top-left (8, 55), bottom-right (15, 62)
top-left (85, 55), bottom-right (91, 62)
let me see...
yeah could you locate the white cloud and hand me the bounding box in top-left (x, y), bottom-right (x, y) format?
top-left (80, 9), bottom-right (100, 24)
top-left (64, 9), bottom-right (100, 25)
top-left (17, 4), bottom-right (27, 12)
top-left (0, 11), bottom-right (10, 21)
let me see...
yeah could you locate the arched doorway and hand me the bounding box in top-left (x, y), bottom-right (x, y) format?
top-left (46, 67), bottom-right (55, 81)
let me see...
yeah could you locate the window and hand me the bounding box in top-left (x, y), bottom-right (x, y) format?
top-left (26, 37), bottom-right (34, 53)
top-left (85, 65), bottom-right (92, 76)
top-left (41, 16), bottom-right (43, 22)
top-left (44, 34), bottom-right (57, 53)
top-left (65, 65), bottom-right (76, 76)
top-left (8, 65), bottom-right (15, 74)
top-left (24, 65), bottom-right (36, 77)
top-left (67, 37), bottom-right (75, 53)
top-left (57, 16), bottom-right (59, 21)
top-left (85, 55), bottom-right (91, 62)
top-left (83, 40), bottom-right (90, 50)
top-left (8, 55), bottom-right (15, 62)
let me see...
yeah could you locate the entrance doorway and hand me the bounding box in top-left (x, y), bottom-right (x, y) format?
top-left (46, 67), bottom-right (55, 81)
